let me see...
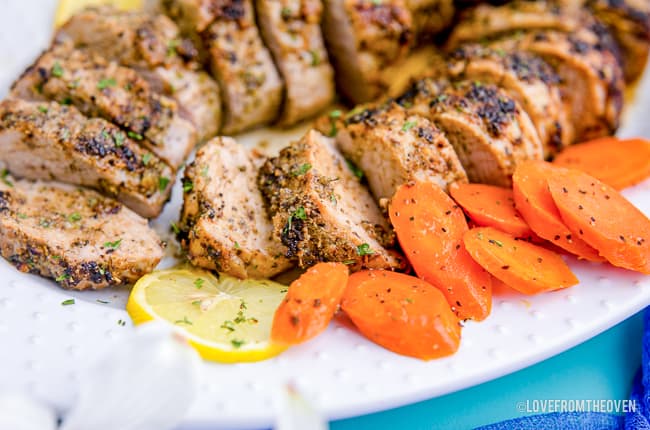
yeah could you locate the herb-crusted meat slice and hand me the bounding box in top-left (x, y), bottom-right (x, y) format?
top-left (57, 6), bottom-right (221, 141)
top-left (406, 0), bottom-right (454, 38)
top-left (256, 0), bottom-right (336, 125)
top-left (334, 103), bottom-right (468, 201)
top-left (0, 175), bottom-right (163, 290)
top-left (321, 0), bottom-right (413, 103)
top-left (490, 27), bottom-right (624, 142)
top-left (259, 130), bottom-right (401, 270)
top-left (179, 137), bottom-right (293, 279)
top-left (0, 100), bottom-right (173, 219)
top-left (202, 0), bottom-right (284, 134)
top-left (586, 0), bottom-right (650, 81)
top-left (11, 42), bottom-right (197, 169)
top-left (396, 79), bottom-right (543, 187)
top-left (447, 44), bottom-right (572, 157)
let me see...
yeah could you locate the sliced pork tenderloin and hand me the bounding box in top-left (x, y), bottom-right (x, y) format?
top-left (0, 100), bottom-right (173, 218)
top-left (0, 175), bottom-right (163, 290)
top-left (259, 129), bottom-right (402, 270)
top-left (179, 137), bottom-right (293, 279)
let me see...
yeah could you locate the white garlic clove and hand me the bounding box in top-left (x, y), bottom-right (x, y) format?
top-left (61, 322), bottom-right (201, 430)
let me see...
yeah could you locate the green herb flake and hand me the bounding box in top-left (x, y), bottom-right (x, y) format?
top-left (293, 206), bottom-right (307, 220)
top-left (191, 300), bottom-right (202, 307)
top-left (37, 105), bottom-right (49, 114)
top-left (231, 339), bottom-right (245, 348)
top-left (182, 179), bottom-right (193, 193)
top-left (61, 96), bottom-right (72, 105)
top-left (200, 166), bottom-right (209, 178)
top-left (96, 299), bottom-right (110, 304)
top-left (221, 320), bottom-right (235, 331)
top-left (68, 212), bottom-right (82, 222)
top-left (309, 50), bottom-right (320, 66)
top-left (128, 131), bottom-right (143, 141)
top-left (343, 259), bottom-right (356, 265)
top-left (61, 298), bottom-right (75, 305)
top-left (345, 159), bottom-right (364, 179)
top-left (113, 131), bottom-right (125, 147)
top-left (141, 153), bottom-right (152, 166)
top-left (1, 169), bottom-right (13, 187)
top-left (104, 239), bottom-right (122, 250)
top-left (97, 78), bottom-right (117, 90)
top-left (488, 238), bottom-right (504, 247)
top-left (281, 6), bottom-right (292, 18)
top-left (405, 297), bottom-right (414, 304)
top-left (17, 213), bottom-right (27, 219)
top-left (166, 39), bottom-right (179, 57)
top-left (158, 176), bottom-right (170, 192)
top-left (234, 241), bottom-right (241, 250)
top-left (329, 109), bottom-right (342, 119)
top-left (292, 163), bottom-right (312, 176)
top-left (194, 278), bottom-right (205, 289)
top-left (170, 221), bottom-right (180, 235)
top-left (51, 62), bottom-right (64, 78)
top-left (175, 316), bottom-right (193, 325)
top-left (39, 219), bottom-right (51, 228)
top-left (356, 243), bottom-right (374, 256)
top-left (401, 121), bottom-right (416, 132)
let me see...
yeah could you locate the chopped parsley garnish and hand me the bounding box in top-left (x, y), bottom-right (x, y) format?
top-left (166, 39), bottom-right (179, 57)
top-left (281, 6), bottom-right (292, 19)
top-left (343, 259), bottom-right (356, 265)
top-left (37, 105), bottom-right (48, 114)
top-left (234, 241), bottom-right (241, 250)
top-left (175, 316), bottom-right (193, 325)
top-left (61, 298), bottom-right (75, 305)
top-left (182, 179), bottom-right (193, 193)
top-left (328, 110), bottom-right (342, 137)
top-left (1, 169), bottom-right (12, 187)
top-left (309, 50), bottom-right (320, 66)
top-left (345, 159), bottom-right (364, 179)
top-left (104, 239), bottom-right (122, 250)
top-left (51, 62), bottom-right (64, 78)
top-left (170, 221), bottom-right (180, 234)
top-left (127, 131), bottom-right (143, 140)
top-left (488, 239), bottom-right (504, 247)
top-left (200, 166), bottom-right (209, 178)
top-left (17, 213), bottom-right (27, 219)
top-left (231, 339), bottom-right (245, 348)
top-left (221, 321), bottom-right (235, 332)
top-left (68, 212), bottom-right (82, 222)
top-left (39, 219), bottom-right (51, 228)
top-left (194, 278), bottom-right (205, 289)
top-left (158, 176), bottom-right (170, 192)
top-left (96, 299), bottom-right (110, 304)
top-left (329, 109), bottom-right (342, 119)
top-left (56, 273), bottom-right (71, 282)
top-left (356, 243), bottom-right (374, 256)
top-left (401, 121), bottom-right (416, 132)
top-left (191, 300), bottom-right (202, 307)
top-left (113, 132), bottom-right (125, 147)
top-left (61, 96), bottom-right (72, 105)
top-left (293, 206), bottom-right (307, 220)
top-left (117, 319), bottom-right (127, 326)
top-left (405, 298), bottom-right (414, 304)
top-left (141, 153), bottom-right (152, 166)
top-left (234, 311), bottom-right (247, 324)
top-left (292, 163), bottom-right (312, 176)
top-left (97, 78), bottom-right (117, 90)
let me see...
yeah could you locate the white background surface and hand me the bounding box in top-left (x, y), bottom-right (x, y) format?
top-left (0, 1), bottom-right (650, 428)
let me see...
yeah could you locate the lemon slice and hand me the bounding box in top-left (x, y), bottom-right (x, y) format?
top-left (127, 266), bottom-right (289, 363)
top-left (54, 0), bottom-right (143, 27)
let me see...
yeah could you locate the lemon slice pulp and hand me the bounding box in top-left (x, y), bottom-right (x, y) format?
top-left (55, 0), bottom-right (143, 27)
top-left (127, 267), bottom-right (289, 363)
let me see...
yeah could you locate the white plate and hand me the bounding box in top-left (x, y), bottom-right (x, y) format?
top-left (1, 1), bottom-right (650, 428)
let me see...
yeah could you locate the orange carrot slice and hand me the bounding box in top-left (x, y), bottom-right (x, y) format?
top-left (547, 169), bottom-right (650, 274)
top-left (512, 161), bottom-right (604, 262)
top-left (449, 182), bottom-right (535, 239)
top-left (271, 263), bottom-right (349, 345)
top-left (389, 181), bottom-right (492, 321)
top-left (463, 227), bottom-right (579, 295)
top-left (553, 137), bottom-right (650, 190)
top-left (341, 270), bottom-right (461, 360)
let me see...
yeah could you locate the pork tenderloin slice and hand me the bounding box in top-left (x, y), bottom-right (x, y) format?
top-left (586, 0), bottom-right (650, 81)
top-left (406, 0), bottom-right (454, 38)
top-left (57, 6), bottom-right (221, 141)
top-left (491, 27), bottom-right (624, 142)
top-left (0, 100), bottom-right (173, 219)
top-left (256, 0), bottom-right (336, 125)
top-left (203, 0), bottom-right (284, 134)
top-left (180, 137), bottom-right (293, 279)
top-left (259, 129), bottom-right (401, 270)
top-left (335, 103), bottom-right (468, 201)
top-left (11, 43), bottom-right (196, 169)
top-left (321, 0), bottom-right (413, 103)
top-left (0, 175), bottom-right (163, 290)
top-left (396, 79), bottom-right (543, 186)
top-left (447, 44), bottom-right (572, 157)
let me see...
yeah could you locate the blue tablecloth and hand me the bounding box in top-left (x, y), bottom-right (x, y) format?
top-left (331, 312), bottom-right (643, 430)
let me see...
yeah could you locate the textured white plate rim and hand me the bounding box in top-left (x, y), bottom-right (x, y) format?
top-left (0, 2), bottom-right (650, 429)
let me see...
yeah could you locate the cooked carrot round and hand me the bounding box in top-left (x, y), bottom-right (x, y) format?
top-left (341, 270), bottom-right (461, 360)
top-left (547, 169), bottom-right (650, 274)
top-left (553, 137), bottom-right (650, 190)
top-left (271, 263), bottom-right (349, 345)
top-left (512, 161), bottom-right (603, 262)
top-left (389, 181), bottom-right (492, 321)
top-left (463, 227), bottom-right (579, 295)
top-left (449, 182), bottom-right (535, 239)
